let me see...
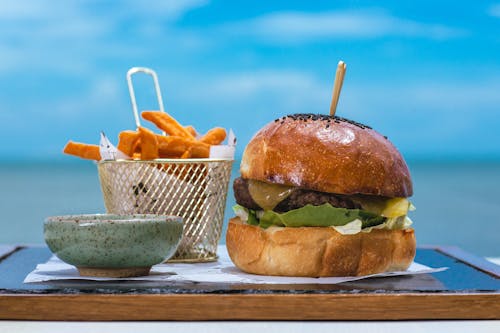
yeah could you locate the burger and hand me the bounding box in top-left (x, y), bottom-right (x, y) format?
top-left (226, 113), bottom-right (416, 277)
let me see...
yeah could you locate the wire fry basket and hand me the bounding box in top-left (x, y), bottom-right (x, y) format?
top-left (97, 68), bottom-right (234, 262)
top-left (98, 159), bottom-right (232, 262)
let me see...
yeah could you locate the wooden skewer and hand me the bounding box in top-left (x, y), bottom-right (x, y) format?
top-left (329, 61), bottom-right (347, 117)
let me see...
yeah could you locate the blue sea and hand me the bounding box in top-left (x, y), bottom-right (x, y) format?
top-left (0, 161), bottom-right (498, 257)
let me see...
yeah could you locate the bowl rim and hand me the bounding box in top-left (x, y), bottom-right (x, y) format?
top-left (44, 214), bottom-right (183, 224)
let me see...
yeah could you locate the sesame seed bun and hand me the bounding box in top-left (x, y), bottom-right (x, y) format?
top-left (240, 114), bottom-right (412, 197)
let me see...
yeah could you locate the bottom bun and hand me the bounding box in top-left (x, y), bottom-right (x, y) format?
top-left (226, 217), bottom-right (416, 277)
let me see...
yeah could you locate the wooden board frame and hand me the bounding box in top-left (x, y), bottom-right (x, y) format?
top-left (0, 245), bottom-right (498, 321)
top-left (0, 293), bottom-right (499, 321)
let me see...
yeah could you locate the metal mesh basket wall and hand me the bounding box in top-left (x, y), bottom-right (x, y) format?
top-left (97, 159), bottom-right (233, 262)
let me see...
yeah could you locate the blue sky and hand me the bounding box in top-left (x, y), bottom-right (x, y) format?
top-left (1, 0), bottom-right (499, 161)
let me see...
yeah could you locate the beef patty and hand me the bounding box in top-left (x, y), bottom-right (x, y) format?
top-left (233, 177), bottom-right (361, 212)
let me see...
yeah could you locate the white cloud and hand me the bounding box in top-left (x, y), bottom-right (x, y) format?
top-left (0, 0), bottom-right (208, 21)
top-left (488, 4), bottom-right (500, 17)
top-left (0, 74), bottom-right (126, 144)
top-left (119, 0), bottom-right (209, 21)
top-left (183, 69), bottom-right (500, 114)
top-left (345, 80), bottom-right (500, 114)
top-left (0, 1), bottom-right (111, 38)
top-left (182, 70), bottom-right (331, 113)
top-left (21, 75), bottom-right (124, 120)
top-left (405, 82), bottom-right (500, 109)
top-left (204, 71), bottom-right (325, 98)
top-left (0, 0), bottom-right (210, 74)
top-left (0, 1), bottom-right (57, 19)
top-left (221, 10), bottom-right (466, 43)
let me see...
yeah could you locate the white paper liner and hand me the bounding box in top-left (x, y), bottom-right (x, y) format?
top-left (99, 132), bottom-right (129, 161)
top-left (209, 129), bottom-right (236, 159)
top-left (24, 246), bottom-right (447, 285)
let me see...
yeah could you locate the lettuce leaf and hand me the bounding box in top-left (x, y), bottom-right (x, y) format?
top-left (234, 203), bottom-right (386, 229)
top-left (233, 204), bottom-right (259, 226)
top-left (332, 216), bottom-right (413, 235)
top-left (332, 219), bottom-right (363, 235)
top-left (362, 215), bottom-right (413, 233)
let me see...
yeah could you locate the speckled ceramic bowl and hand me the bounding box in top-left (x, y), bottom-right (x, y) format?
top-left (44, 214), bottom-right (183, 277)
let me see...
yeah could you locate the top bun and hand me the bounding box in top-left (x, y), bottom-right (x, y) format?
top-left (240, 114), bottom-right (412, 198)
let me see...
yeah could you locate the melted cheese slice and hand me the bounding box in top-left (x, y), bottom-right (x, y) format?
top-left (247, 180), bottom-right (295, 211)
top-left (353, 195), bottom-right (410, 218)
top-left (381, 198), bottom-right (411, 218)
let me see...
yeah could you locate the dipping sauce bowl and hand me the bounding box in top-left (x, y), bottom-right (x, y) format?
top-left (44, 214), bottom-right (183, 277)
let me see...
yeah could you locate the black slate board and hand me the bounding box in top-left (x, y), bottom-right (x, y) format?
top-left (0, 245), bottom-right (498, 294)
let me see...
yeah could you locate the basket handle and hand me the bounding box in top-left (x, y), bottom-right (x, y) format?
top-left (126, 67), bottom-right (165, 129)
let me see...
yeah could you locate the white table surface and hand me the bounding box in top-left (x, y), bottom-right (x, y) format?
top-left (2, 258), bottom-right (498, 332)
top-left (1, 321), bottom-right (499, 333)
